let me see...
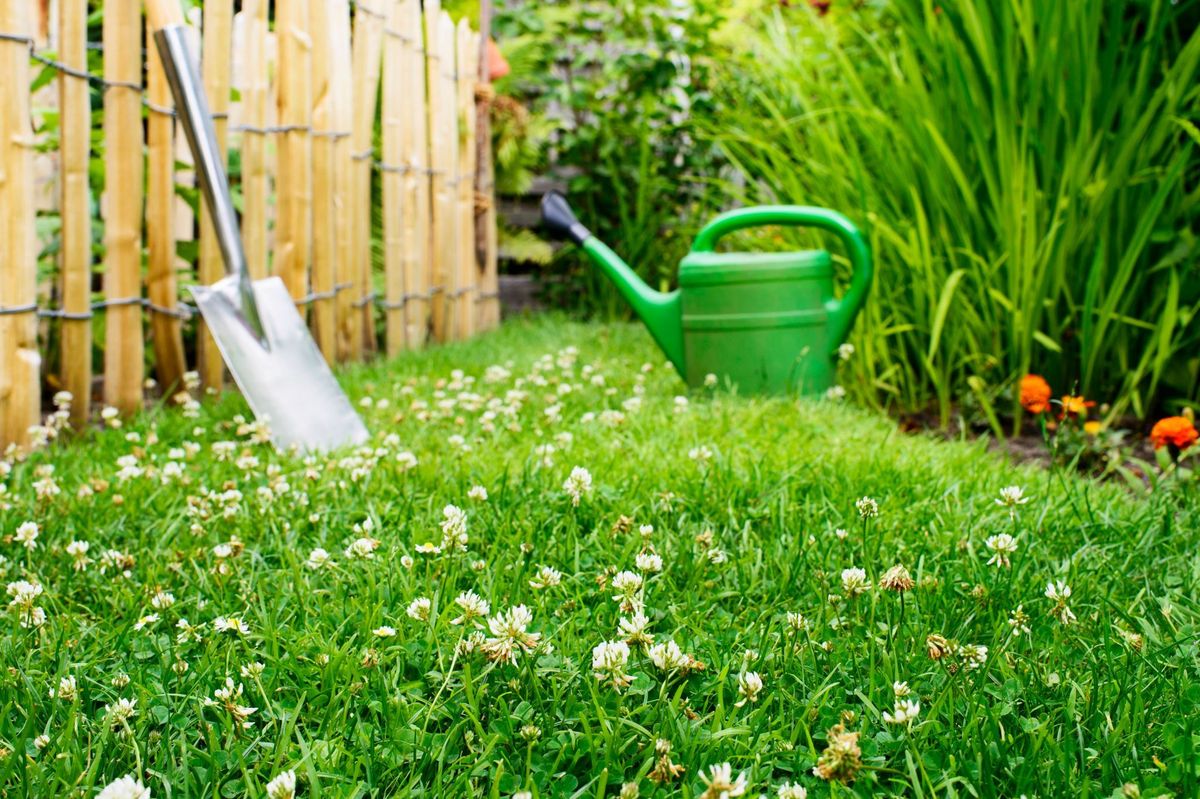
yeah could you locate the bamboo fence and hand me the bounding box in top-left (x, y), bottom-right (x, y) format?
top-left (0, 0), bottom-right (500, 452)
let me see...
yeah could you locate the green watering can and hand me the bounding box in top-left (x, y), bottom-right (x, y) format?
top-left (541, 193), bottom-right (873, 395)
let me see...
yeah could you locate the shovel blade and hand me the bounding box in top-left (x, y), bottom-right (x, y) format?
top-left (191, 276), bottom-right (370, 452)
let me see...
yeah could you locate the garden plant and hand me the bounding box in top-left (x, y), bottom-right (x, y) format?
top-left (4, 319), bottom-right (1200, 798)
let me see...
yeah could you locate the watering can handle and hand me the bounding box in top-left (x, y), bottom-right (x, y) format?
top-left (690, 205), bottom-right (872, 351)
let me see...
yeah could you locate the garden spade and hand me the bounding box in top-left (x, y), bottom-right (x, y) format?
top-left (147, 0), bottom-right (368, 452)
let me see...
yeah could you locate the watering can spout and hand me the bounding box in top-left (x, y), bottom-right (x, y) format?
top-left (541, 193), bottom-right (685, 375)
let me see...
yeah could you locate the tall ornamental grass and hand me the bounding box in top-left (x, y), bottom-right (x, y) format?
top-left (707, 0), bottom-right (1200, 429)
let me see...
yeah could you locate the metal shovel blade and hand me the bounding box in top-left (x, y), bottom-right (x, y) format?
top-left (191, 276), bottom-right (370, 452)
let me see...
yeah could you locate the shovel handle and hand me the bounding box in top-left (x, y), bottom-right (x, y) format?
top-left (145, 0), bottom-right (185, 30)
top-left (150, 8), bottom-right (268, 346)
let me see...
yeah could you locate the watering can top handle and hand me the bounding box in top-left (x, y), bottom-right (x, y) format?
top-left (690, 205), bottom-right (873, 347)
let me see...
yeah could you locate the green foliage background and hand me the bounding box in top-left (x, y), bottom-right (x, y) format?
top-left (498, 0), bottom-right (1200, 426)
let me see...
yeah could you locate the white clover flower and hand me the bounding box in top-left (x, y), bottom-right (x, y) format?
top-left (134, 613), bottom-right (160, 631)
top-left (1045, 580), bottom-right (1076, 625)
top-left (618, 611), bottom-right (654, 646)
top-left (373, 625), bottom-right (397, 637)
top-left (648, 639), bottom-right (689, 671)
top-left (205, 677), bottom-right (257, 729)
top-left (838, 342), bottom-right (856, 361)
top-left (882, 698), bottom-right (921, 725)
top-left (7, 579), bottom-right (46, 627)
top-left (344, 537), bottom-right (380, 560)
top-left (440, 504), bottom-right (469, 552)
top-left (855, 496), bottom-right (879, 519)
top-left (735, 671), bottom-right (763, 707)
top-left (591, 640), bottom-right (632, 690)
top-left (482, 605), bottom-right (542, 664)
top-left (176, 618), bottom-right (204, 644)
top-left (777, 782), bottom-right (808, 799)
top-left (451, 590), bottom-right (490, 626)
top-left (786, 612), bottom-right (808, 632)
top-left (563, 466), bottom-right (593, 506)
top-left (960, 643), bottom-right (988, 670)
top-left (213, 616), bottom-right (251, 636)
top-left (893, 680), bottom-right (911, 697)
top-left (1008, 605), bottom-right (1032, 636)
top-left (96, 775), bottom-right (150, 799)
top-left (265, 769), bottom-right (297, 799)
top-left (840, 567), bottom-right (871, 597)
top-left (53, 675), bottom-right (77, 702)
top-left (824, 385), bottom-right (847, 401)
top-left (635, 552), bottom-right (663, 573)
top-left (704, 373), bottom-right (718, 388)
top-left (984, 533), bottom-right (1018, 567)
top-left (996, 485), bottom-right (1029, 510)
top-left (240, 662), bottom-right (265, 678)
top-left (406, 597), bottom-right (432, 621)
top-left (306, 547), bottom-right (332, 570)
top-left (468, 485), bottom-right (489, 502)
top-left (610, 570), bottom-right (643, 612)
top-left (688, 445), bottom-right (713, 463)
top-left (698, 763), bottom-right (748, 799)
top-left (14, 521), bottom-right (38, 550)
top-left (151, 590), bottom-right (176, 610)
top-left (529, 565), bottom-right (562, 590)
top-left (105, 697), bottom-right (138, 731)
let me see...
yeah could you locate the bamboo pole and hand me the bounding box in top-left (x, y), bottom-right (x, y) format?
top-left (0, 2), bottom-right (40, 448)
top-left (241, 0), bottom-right (270, 280)
top-left (439, 12), bottom-right (460, 341)
top-left (426, 4), bottom-right (459, 342)
top-left (102, 0), bottom-right (144, 415)
top-left (59, 0), bottom-right (91, 425)
top-left (196, 0), bottom-right (232, 390)
top-left (381, 1), bottom-right (406, 356)
top-left (329, 0), bottom-right (355, 362)
top-left (476, 1), bottom-right (500, 331)
top-left (423, 0), bottom-right (442, 340)
top-left (348, 0), bottom-right (386, 360)
top-left (455, 19), bottom-right (477, 340)
top-left (399, 0), bottom-right (429, 350)
top-left (310, 0), bottom-right (339, 362)
top-left (146, 14), bottom-right (187, 394)
top-left (275, 0), bottom-right (313, 303)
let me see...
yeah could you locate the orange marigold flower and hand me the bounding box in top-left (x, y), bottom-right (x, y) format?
top-left (1019, 374), bottom-right (1052, 414)
top-left (1150, 416), bottom-right (1198, 451)
top-left (1059, 395), bottom-right (1094, 419)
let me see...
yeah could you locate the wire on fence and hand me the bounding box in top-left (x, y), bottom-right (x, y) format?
top-left (0, 287), bottom-right (438, 319)
top-left (0, 296), bottom-right (197, 321)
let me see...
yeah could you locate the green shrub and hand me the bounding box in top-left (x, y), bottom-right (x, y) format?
top-left (706, 0), bottom-right (1200, 428)
top-left (494, 0), bottom-right (730, 316)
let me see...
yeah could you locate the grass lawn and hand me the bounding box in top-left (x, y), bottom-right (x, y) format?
top-left (2, 316), bottom-right (1198, 798)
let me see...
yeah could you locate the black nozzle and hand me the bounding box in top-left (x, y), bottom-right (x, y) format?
top-left (541, 192), bottom-right (592, 245)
